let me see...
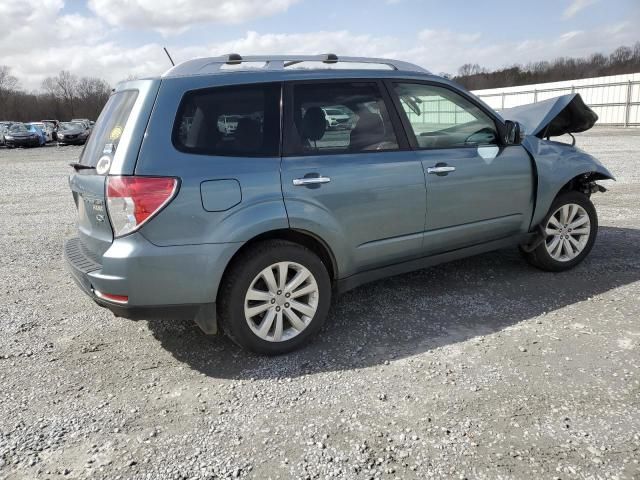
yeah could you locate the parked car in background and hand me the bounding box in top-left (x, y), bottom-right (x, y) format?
top-left (27, 124), bottom-right (46, 146)
top-left (322, 107), bottom-right (353, 129)
top-left (64, 54), bottom-right (613, 355)
top-left (0, 122), bottom-right (13, 145)
top-left (29, 122), bottom-right (54, 142)
top-left (42, 120), bottom-right (60, 140)
top-left (71, 119), bottom-right (93, 133)
top-left (57, 121), bottom-right (90, 145)
top-left (4, 123), bottom-right (42, 148)
top-left (217, 114), bottom-right (241, 134)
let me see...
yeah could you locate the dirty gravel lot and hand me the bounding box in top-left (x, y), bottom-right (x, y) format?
top-left (1, 128), bottom-right (639, 480)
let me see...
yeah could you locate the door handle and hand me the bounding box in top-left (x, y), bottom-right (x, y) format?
top-left (292, 176), bottom-right (331, 186)
top-left (427, 165), bottom-right (456, 175)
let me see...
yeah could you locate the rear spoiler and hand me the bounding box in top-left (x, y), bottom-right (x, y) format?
top-left (501, 93), bottom-right (598, 138)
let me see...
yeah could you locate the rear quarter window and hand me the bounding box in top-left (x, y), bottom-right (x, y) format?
top-left (80, 90), bottom-right (139, 167)
top-left (172, 83), bottom-right (281, 157)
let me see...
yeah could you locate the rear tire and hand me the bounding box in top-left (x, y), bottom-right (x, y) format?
top-left (522, 191), bottom-right (598, 272)
top-left (218, 240), bottom-right (331, 355)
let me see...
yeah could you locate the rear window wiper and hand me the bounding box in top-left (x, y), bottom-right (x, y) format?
top-left (69, 162), bottom-right (95, 171)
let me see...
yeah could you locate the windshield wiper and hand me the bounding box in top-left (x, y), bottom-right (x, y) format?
top-left (69, 162), bottom-right (95, 171)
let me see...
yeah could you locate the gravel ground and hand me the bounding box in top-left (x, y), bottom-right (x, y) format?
top-left (1, 129), bottom-right (639, 480)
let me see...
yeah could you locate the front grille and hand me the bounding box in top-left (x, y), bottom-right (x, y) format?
top-left (64, 237), bottom-right (102, 274)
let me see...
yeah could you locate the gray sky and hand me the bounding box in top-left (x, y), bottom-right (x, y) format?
top-left (1, 0), bottom-right (638, 90)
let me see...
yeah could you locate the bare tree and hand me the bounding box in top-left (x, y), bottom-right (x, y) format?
top-left (1, 72), bottom-right (110, 122)
top-left (56, 71), bottom-right (78, 117)
top-left (0, 66), bottom-right (19, 92)
top-left (76, 77), bottom-right (111, 118)
top-left (455, 43), bottom-right (640, 90)
top-left (0, 66), bottom-right (20, 114)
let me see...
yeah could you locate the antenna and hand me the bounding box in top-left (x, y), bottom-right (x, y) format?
top-left (163, 47), bottom-right (175, 66)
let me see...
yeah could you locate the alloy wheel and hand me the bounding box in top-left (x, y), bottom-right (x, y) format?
top-left (544, 203), bottom-right (591, 262)
top-left (244, 262), bottom-right (319, 342)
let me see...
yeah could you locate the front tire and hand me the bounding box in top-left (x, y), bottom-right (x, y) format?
top-left (218, 240), bottom-right (331, 355)
top-left (522, 191), bottom-right (598, 272)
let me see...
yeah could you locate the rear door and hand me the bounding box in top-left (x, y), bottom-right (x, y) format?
top-left (388, 81), bottom-right (534, 256)
top-left (281, 80), bottom-right (426, 277)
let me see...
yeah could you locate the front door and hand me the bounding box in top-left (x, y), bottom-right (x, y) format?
top-left (280, 80), bottom-right (427, 277)
top-left (389, 81), bottom-right (534, 255)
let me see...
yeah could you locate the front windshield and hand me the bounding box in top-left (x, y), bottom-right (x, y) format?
top-left (60, 122), bottom-right (80, 131)
top-left (9, 124), bottom-right (27, 133)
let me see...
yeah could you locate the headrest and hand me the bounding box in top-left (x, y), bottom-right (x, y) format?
top-left (350, 111), bottom-right (385, 151)
top-left (301, 107), bottom-right (327, 142)
top-left (234, 117), bottom-right (261, 151)
top-left (354, 111), bottom-right (384, 135)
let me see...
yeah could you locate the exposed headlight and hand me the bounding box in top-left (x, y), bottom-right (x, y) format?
top-left (58, 134), bottom-right (64, 139)
top-left (5, 135), bottom-right (13, 140)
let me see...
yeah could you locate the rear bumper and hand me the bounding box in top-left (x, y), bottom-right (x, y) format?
top-left (63, 234), bottom-right (241, 332)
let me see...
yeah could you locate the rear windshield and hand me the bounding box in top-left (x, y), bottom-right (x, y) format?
top-left (80, 90), bottom-right (138, 167)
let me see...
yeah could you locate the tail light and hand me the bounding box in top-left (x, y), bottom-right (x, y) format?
top-left (106, 176), bottom-right (178, 237)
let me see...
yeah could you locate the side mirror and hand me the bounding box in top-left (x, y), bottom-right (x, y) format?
top-left (504, 120), bottom-right (523, 145)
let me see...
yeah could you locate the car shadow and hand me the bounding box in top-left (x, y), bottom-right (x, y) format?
top-left (146, 226), bottom-right (640, 379)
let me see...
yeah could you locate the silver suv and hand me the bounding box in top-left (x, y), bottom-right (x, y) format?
top-left (64, 54), bottom-right (612, 354)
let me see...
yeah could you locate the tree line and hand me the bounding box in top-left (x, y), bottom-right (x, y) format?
top-left (0, 67), bottom-right (111, 122)
top-left (452, 43), bottom-right (640, 91)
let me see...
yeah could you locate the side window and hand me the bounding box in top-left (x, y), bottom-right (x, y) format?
top-left (393, 83), bottom-right (498, 149)
top-left (173, 83), bottom-right (280, 157)
top-left (286, 82), bottom-right (399, 155)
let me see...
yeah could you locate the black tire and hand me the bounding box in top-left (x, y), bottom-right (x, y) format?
top-left (218, 240), bottom-right (332, 355)
top-left (522, 191), bottom-right (598, 272)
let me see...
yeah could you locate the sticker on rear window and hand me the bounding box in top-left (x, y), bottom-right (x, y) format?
top-left (96, 156), bottom-right (112, 175)
top-left (109, 126), bottom-right (123, 141)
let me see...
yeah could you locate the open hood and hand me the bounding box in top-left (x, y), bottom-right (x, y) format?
top-left (501, 93), bottom-right (598, 138)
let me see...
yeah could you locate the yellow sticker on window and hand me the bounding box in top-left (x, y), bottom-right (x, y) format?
top-left (109, 126), bottom-right (123, 141)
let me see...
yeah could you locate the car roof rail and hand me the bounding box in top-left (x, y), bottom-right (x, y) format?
top-left (162, 53), bottom-right (430, 77)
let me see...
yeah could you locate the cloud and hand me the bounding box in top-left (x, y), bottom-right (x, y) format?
top-left (564, 0), bottom-right (598, 19)
top-left (87, 0), bottom-right (299, 34)
top-left (2, 6), bottom-right (638, 92)
top-left (0, 0), bottom-right (111, 88)
top-left (188, 30), bottom-right (395, 59)
top-left (386, 21), bottom-right (638, 76)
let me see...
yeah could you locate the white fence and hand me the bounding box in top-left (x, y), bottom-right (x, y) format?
top-left (472, 73), bottom-right (640, 127)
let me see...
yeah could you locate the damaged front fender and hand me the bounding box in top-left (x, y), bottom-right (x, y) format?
top-left (523, 136), bottom-right (615, 228)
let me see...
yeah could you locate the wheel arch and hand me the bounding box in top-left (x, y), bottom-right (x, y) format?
top-left (557, 171), bottom-right (612, 195)
top-left (531, 170), bottom-right (611, 228)
top-left (216, 228), bottom-right (338, 305)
